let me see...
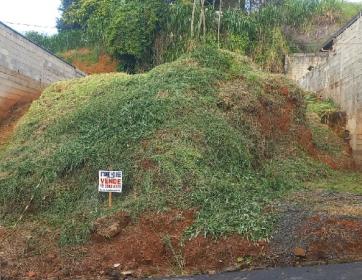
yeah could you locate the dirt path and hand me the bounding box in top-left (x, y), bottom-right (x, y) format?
top-left (0, 103), bottom-right (30, 147)
top-left (270, 190), bottom-right (362, 265)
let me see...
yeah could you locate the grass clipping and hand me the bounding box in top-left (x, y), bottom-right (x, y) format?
top-left (0, 47), bottom-right (332, 245)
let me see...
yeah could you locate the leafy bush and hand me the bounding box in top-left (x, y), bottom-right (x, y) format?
top-left (25, 30), bottom-right (89, 54)
top-left (106, 0), bottom-right (167, 72)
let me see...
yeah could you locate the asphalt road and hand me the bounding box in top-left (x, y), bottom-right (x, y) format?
top-left (159, 262), bottom-right (362, 280)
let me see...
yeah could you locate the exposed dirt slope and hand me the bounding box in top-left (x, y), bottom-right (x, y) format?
top-left (0, 103), bottom-right (30, 148)
top-left (61, 48), bottom-right (119, 74)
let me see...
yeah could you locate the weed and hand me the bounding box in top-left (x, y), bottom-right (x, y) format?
top-left (163, 234), bottom-right (185, 274)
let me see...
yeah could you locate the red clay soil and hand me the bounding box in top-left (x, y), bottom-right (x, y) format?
top-left (2, 209), bottom-right (361, 279)
top-left (78, 210), bottom-right (266, 278)
top-left (300, 215), bottom-right (362, 261)
top-left (0, 210), bottom-right (266, 279)
top-left (0, 102), bottom-right (30, 147)
top-left (72, 54), bottom-right (119, 75)
top-left (185, 236), bottom-right (267, 273)
top-left (62, 49), bottom-right (118, 75)
top-left (262, 82), bottom-right (354, 170)
top-left (297, 126), bottom-right (355, 170)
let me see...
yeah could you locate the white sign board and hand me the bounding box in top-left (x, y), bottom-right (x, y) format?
top-left (99, 171), bottom-right (123, 193)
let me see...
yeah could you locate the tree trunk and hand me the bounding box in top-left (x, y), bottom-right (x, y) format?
top-left (191, 0), bottom-right (197, 38)
top-left (200, 0), bottom-right (206, 38)
top-left (218, 0), bottom-right (222, 48)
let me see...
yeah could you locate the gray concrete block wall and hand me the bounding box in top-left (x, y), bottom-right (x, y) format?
top-left (0, 22), bottom-right (84, 120)
top-left (299, 15), bottom-right (362, 163)
top-left (285, 53), bottom-right (328, 81)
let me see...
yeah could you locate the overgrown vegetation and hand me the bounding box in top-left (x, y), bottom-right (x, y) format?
top-left (0, 47), bottom-right (337, 245)
top-left (26, 0), bottom-right (362, 72)
top-left (305, 94), bottom-right (348, 157)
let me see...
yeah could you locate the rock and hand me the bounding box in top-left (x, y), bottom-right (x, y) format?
top-left (26, 271), bottom-right (36, 278)
top-left (110, 270), bottom-right (121, 280)
top-left (293, 247), bottom-right (306, 258)
top-left (0, 259), bottom-right (8, 267)
top-left (207, 270), bottom-right (217, 275)
top-left (224, 266), bottom-right (240, 272)
top-left (113, 263), bottom-right (121, 268)
top-left (141, 258), bottom-right (152, 265)
top-left (61, 268), bottom-right (71, 277)
top-left (121, 270), bottom-right (134, 276)
top-left (94, 212), bottom-right (131, 239)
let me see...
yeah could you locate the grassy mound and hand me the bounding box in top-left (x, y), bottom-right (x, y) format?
top-left (0, 47), bottom-right (334, 245)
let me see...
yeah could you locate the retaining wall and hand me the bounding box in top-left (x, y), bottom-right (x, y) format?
top-left (0, 22), bottom-right (84, 120)
top-left (299, 16), bottom-right (362, 163)
top-left (285, 53), bottom-right (328, 81)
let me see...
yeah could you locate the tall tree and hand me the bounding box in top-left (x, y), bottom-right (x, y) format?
top-left (191, 0), bottom-right (197, 37)
top-left (218, 0), bottom-right (222, 48)
top-left (57, 0), bottom-right (81, 31)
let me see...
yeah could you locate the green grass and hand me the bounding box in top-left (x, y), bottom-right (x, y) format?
top-left (339, 2), bottom-right (362, 22)
top-left (305, 94), bottom-right (339, 117)
top-left (305, 94), bottom-right (347, 157)
top-left (59, 48), bottom-right (101, 66)
top-left (0, 47), bottom-right (334, 245)
top-left (306, 171), bottom-right (362, 195)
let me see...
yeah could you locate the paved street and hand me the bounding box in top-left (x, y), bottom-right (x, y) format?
top-left (159, 262), bottom-right (362, 280)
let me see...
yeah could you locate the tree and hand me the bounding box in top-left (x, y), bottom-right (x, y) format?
top-left (59, 0), bottom-right (77, 11)
top-left (105, 0), bottom-right (167, 72)
top-left (57, 0), bottom-right (81, 31)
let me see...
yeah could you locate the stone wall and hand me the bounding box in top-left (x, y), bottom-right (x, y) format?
top-left (0, 22), bottom-right (84, 120)
top-left (299, 15), bottom-right (362, 163)
top-left (285, 53), bottom-right (328, 81)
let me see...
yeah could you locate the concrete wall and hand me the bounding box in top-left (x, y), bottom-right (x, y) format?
top-left (299, 15), bottom-right (362, 163)
top-left (285, 53), bottom-right (328, 81)
top-left (0, 22), bottom-right (84, 120)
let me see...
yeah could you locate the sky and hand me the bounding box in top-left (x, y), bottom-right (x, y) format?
top-left (0, 0), bottom-right (362, 35)
top-left (0, 0), bottom-right (61, 35)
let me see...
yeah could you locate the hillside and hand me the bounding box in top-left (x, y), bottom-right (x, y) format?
top-left (60, 48), bottom-right (119, 74)
top-left (286, 1), bottom-right (362, 52)
top-left (0, 47), bottom-right (360, 278)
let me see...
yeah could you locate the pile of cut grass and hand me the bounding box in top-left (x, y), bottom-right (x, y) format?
top-left (0, 47), bottom-right (332, 245)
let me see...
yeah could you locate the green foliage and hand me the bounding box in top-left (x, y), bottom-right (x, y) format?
top-left (251, 27), bottom-right (289, 72)
top-left (57, 0), bottom-right (81, 31)
top-left (0, 48), bottom-right (335, 244)
top-left (29, 0), bottom-right (359, 73)
top-left (305, 94), bottom-right (346, 157)
top-left (61, 48), bottom-right (101, 65)
top-left (307, 113), bottom-right (345, 156)
top-left (106, 0), bottom-right (167, 72)
top-left (25, 30), bottom-right (88, 54)
top-left (305, 94), bottom-right (338, 118)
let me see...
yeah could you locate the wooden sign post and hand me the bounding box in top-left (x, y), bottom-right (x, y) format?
top-left (109, 192), bottom-right (113, 208)
top-left (99, 171), bottom-right (123, 208)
